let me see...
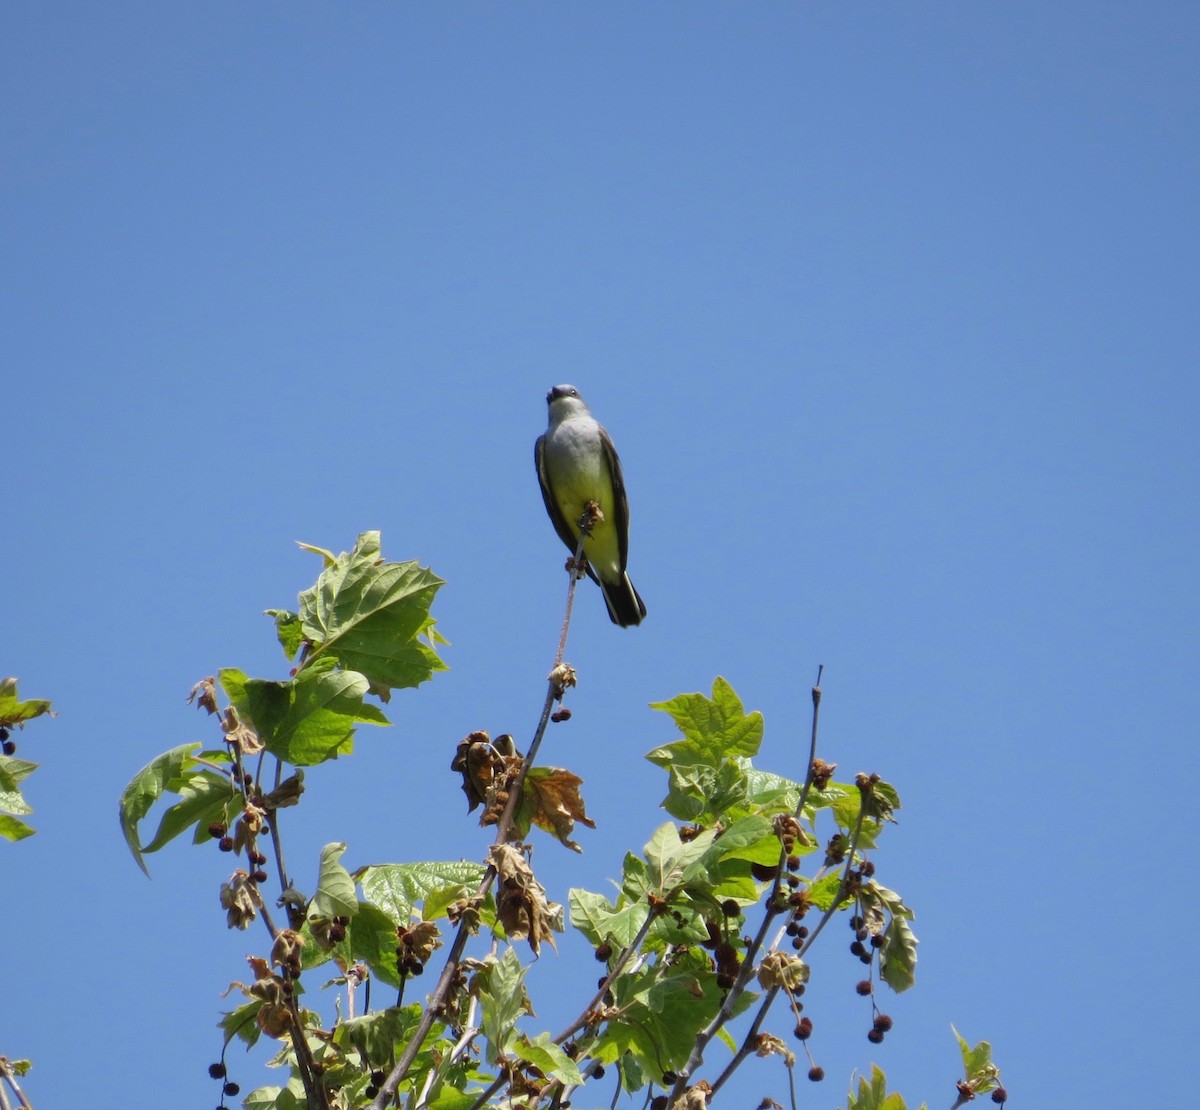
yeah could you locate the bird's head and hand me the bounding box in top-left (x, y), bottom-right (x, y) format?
top-left (545, 384), bottom-right (590, 422)
top-left (546, 384), bottom-right (582, 405)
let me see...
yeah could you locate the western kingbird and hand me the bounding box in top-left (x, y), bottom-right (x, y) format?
top-left (535, 384), bottom-right (647, 627)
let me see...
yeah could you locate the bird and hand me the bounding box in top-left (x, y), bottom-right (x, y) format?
top-left (535, 384), bottom-right (646, 627)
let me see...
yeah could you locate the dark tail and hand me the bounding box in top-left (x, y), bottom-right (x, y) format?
top-left (600, 573), bottom-right (647, 627)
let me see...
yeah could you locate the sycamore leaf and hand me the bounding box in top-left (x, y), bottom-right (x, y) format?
top-left (871, 882), bottom-right (918, 993)
top-left (513, 1033), bottom-right (585, 1086)
top-left (517, 766), bottom-right (596, 852)
top-left (643, 823), bottom-right (717, 895)
top-left (491, 843), bottom-right (562, 955)
top-left (310, 842), bottom-right (358, 920)
top-left (0, 814), bottom-right (34, 841)
top-left (265, 609), bottom-right (306, 661)
top-left (348, 902), bottom-right (405, 989)
top-left (118, 742), bottom-right (201, 876)
top-left (332, 1005), bottom-right (422, 1069)
top-left (953, 1026), bottom-right (998, 1086)
top-left (704, 815), bottom-right (773, 861)
top-left (358, 860), bottom-right (486, 924)
top-left (0, 677), bottom-right (54, 728)
top-left (881, 912), bottom-right (918, 993)
top-left (661, 758), bottom-right (749, 823)
top-left (807, 871), bottom-right (849, 912)
top-left (221, 662), bottom-right (388, 767)
top-left (298, 531), bottom-right (447, 694)
top-left (862, 777), bottom-right (902, 824)
top-left (242, 1088), bottom-right (304, 1110)
top-left (846, 1064), bottom-right (907, 1110)
top-left (295, 540), bottom-right (337, 566)
top-left (220, 998), bottom-right (266, 1049)
top-left (0, 756), bottom-right (36, 816)
top-left (569, 888), bottom-right (651, 950)
top-left (647, 677), bottom-right (763, 769)
top-left (593, 961), bottom-right (753, 1076)
top-left (426, 1088), bottom-right (476, 1110)
top-left (142, 770), bottom-right (236, 855)
top-left (743, 765), bottom-right (803, 812)
top-left (475, 948), bottom-right (531, 1063)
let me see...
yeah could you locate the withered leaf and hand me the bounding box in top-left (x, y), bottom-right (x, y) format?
top-left (451, 731), bottom-right (522, 823)
top-left (188, 677), bottom-right (219, 715)
top-left (756, 951), bottom-right (810, 992)
top-left (220, 870), bottom-right (262, 930)
top-left (398, 920), bottom-right (443, 965)
top-left (519, 767), bottom-right (595, 852)
top-left (754, 1033), bottom-right (795, 1065)
top-left (673, 1081), bottom-right (713, 1109)
top-left (262, 772), bottom-right (305, 810)
top-left (222, 706), bottom-right (263, 756)
top-left (490, 844), bottom-right (562, 955)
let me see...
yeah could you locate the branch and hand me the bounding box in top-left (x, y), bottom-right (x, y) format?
top-left (371, 515), bottom-right (595, 1110)
top-left (0, 1061), bottom-right (31, 1110)
top-left (670, 669), bottom-right (829, 1100)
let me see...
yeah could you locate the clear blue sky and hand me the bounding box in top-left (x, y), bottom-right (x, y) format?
top-left (5, 4), bottom-right (1197, 1107)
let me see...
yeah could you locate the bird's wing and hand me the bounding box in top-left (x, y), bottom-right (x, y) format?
top-left (535, 433), bottom-right (598, 579)
top-left (599, 426), bottom-right (631, 573)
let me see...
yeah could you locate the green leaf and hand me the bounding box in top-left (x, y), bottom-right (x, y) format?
top-left (0, 814), bottom-right (34, 841)
top-left (299, 915), bottom-right (349, 972)
top-left (142, 770), bottom-right (235, 855)
top-left (118, 742), bottom-right (201, 876)
top-left (881, 912), bottom-right (917, 993)
top-left (620, 851), bottom-right (651, 901)
top-left (358, 861), bottom-right (485, 923)
top-left (513, 1033), bottom-right (585, 1086)
top-left (423, 880), bottom-right (475, 923)
top-left (310, 842), bottom-right (358, 920)
top-left (661, 758), bottom-right (749, 823)
top-left (349, 902), bottom-right (405, 988)
top-left (0, 756), bottom-right (36, 816)
top-left (569, 888), bottom-right (651, 950)
top-left (713, 817), bottom-right (787, 867)
top-left (593, 959), bottom-right (754, 1079)
top-left (475, 949), bottom-right (529, 1063)
top-left (643, 822), bottom-right (718, 895)
top-left (220, 998), bottom-right (265, 1049)
top-left (299, 531), bottom-right (447, 694)
top-left (334, 1005), bottom-right (421, 1069)
top-left (647, 677), bottom-right (763, 768)
top-left (743, 765), bottom-right (803, 812)
top-left (832, 789), bottom-right (862, 831)
top-left (265, 609), bottom-right (306, 661)
top-left (707, 815), bottom-right (773, 859)
top-left (846, 1064), bottom-right (907, 1110)
top-left (242, 1085), bottom-right (303, 1110)
top-left (223, 661), bottom-right (389, 767)
top-left (872, 883), bottom-right (918, 993)
top-left (863, 777), bottom-right (902, 823)
top-left (953, 1026), bottom-right (996, 1085)
top-left (807, 871), bottom-right (849, 912)
top-left (426, 1087), bottom-right (478, 1110)
top-left (0, 677), bottom-right (54, 727)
